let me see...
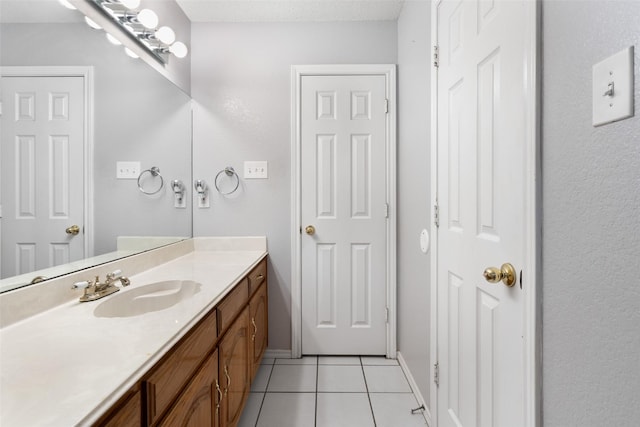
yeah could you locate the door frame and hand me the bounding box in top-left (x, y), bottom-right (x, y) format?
top-left (290, 64), bottom-right (397, 358)
top-left (0, 66), bottom-right (95, 260)
top-left (428, 1), bottom-right (541, 426)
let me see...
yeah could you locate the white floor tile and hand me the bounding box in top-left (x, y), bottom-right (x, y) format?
top-left (267, 364), bottom-right (317, 392)
top-left (369, 393), bottom-right (428, 427)
top-left (261, 358), bottom-right (275, 365)
top-left (257, 393), bottom-right (315, 427)
top-left (318, 356), bottom-right (361, 365)
top-left (275, 356), bottom-right (318, 365)
top-left (364, 366), bottom-right (412, 393)
top-left (250, 363), bottom-right (273, 393)
top-left (238, 392), bottom-right (264, 427)
top-left (361, 356), bottom-right (399, 366)
top-left (316, 393), bottom-right (375, 427)
top-left (317, 365), bottom-right (366, 392)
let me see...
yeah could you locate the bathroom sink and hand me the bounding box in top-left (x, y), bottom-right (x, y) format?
top-left (94, 280), bottom-right (202, 318)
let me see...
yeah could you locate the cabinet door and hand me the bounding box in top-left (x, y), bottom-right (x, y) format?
top-left (219, 308), bottom-right (249, 427)
top-left (159, 349), bottom-right (219, 427)
top-left (249, 283), bottom-right (268, 381)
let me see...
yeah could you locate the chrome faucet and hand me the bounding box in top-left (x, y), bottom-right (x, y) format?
top-left (71, 269), bottom-right (130, 302)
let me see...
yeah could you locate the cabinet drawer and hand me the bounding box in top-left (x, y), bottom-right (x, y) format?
top-left (217, 279), bottom-right (249, 335)
top-left (145, 309), bottom-right (217, 426)
top-left (248, 259), bottom-right (267, 296)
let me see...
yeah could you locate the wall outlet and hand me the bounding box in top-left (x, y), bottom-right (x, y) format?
top-left (116, 161), bottom-right (141, 179)
top-left (244, 161), bottom-right (268, 179)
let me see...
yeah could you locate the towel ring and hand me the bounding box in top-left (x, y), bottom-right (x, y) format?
top-left (214, 167), bottom-right (240, 195)
top-left (137, 166), bottom-right (164, 195)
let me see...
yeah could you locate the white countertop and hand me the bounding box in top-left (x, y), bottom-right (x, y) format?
top-left (0, 243), bottom-right (267, 426)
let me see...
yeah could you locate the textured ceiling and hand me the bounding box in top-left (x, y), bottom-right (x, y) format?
top-left (175, 0), bottom-right (406, 22)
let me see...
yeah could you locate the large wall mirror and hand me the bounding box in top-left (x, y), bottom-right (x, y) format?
top-left (0, 1), bottom-right (193, 293)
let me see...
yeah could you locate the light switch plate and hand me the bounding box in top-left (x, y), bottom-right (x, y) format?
top-left (593, 46), bottom-right (634, 127)
top-left (244, 161), bottom-right (268, 179)
top-left (116, 161), bottom-right (140, 179)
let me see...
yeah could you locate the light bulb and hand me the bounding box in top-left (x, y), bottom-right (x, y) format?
top-left (119, 0), bottom-right (141, 9)
top-left (58, 0), bottom-right (76, 10)
top-left (155, 26), bottom-right (175, 45)
top-left (137, 9), bottom-right (158, 30)
top-left (106, 33), bottom-right (122, 46)
top-left (124, 47), bottom-right (139, 59)
top-left (84, 16), bottom-right (101, 30)
top-left (169, 41), bottom-right (188, 59)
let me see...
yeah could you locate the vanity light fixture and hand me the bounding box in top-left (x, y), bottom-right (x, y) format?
top-left (136, 9), bottom-right (158, 29)
top-left (60, 0), bottom-right (190, 64)
top-left (155, 26), bottom-right (176, 45)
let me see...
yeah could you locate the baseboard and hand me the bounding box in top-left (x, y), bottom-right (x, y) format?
top-left (264, 349), bottom-right (292, 359)
top-left (397, 351), bottom-right (432, 426)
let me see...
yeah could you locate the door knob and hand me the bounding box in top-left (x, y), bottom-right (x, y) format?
top-left (305, 225), bottom-right (316, 235)
top-left (65, 225), bottom-right (80, 235)
top-left (483, 263), bottom-right (516, 287)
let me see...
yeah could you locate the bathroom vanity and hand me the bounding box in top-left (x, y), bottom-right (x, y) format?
top-left (0, 238), bottom-right (268, 427)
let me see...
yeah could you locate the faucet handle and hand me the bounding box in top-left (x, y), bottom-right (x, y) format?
top-left (108, 269), bottom-right (122, 278)
top-left (71, 280), bottom-right (91, 290)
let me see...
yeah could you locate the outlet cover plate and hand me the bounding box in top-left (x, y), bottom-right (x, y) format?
top-left (593, 46), bottom-right (634, 127)
top-left (116, 161), bottom-right (140, 179)
top-left (244, 161), bottom-right (268, 179)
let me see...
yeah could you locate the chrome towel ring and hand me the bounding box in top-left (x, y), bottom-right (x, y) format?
top-left (214, 166), bottom-right (240, 195)
top-left (137, 166), bottom-right (164, 195)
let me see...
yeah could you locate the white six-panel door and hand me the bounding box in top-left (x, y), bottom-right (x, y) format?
top-left (1, 76), bottom-right (85, 278)
top-left (300, 74), bottom-right (387, 355)
top-left (435, 1), bottom-right (529, 425)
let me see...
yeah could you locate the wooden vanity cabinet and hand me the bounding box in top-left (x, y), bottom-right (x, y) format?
top-left (94, 256), bottom-right (267, 427)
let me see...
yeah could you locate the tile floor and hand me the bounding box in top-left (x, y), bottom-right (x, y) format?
top-left (238, 356), bottom-right (428, 427)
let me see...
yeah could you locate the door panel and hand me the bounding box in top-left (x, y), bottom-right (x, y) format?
top-left (436, 1), bottom-right (527, 426)
top-left (300, 74), bottom-right (387, 355)
top-left (1, 76), bottom-right (85, 278)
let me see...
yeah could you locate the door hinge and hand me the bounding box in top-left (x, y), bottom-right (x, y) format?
top-left (434, 362), bottom-right (440, 387)
top-left (385, 307), bottom-right (389, 323)
top-left (384, 98), bottom-right (389, 114)
top-left (433, 203), bottom-right (440, 228)
top-left (384, 203), bottom-right (389, 218)
top-left (433, 45), bottom-right (440, 68)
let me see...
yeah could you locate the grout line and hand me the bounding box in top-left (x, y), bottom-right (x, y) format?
top-left (314, 357), bottom-right (318, 427)
top-left (360, 356), bottom-right (378, 427)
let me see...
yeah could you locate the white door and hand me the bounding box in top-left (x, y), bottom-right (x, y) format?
top-left (300, 74), bottom-right (387, 355)
top-left (435, 1), bottom-right (529, 425)
top-left (1, 76), bottom-right (85, 278)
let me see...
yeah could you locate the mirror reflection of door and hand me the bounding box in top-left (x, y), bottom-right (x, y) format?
top-left (1, 75), bottom-right (85, 279)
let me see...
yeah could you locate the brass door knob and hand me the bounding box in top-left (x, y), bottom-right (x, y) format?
top-left (66, 225), bottom-right (80, 235)
top-left (305, 225), bottom-right (316, 235)
top-left (483, 263), bottom-right (516, 287)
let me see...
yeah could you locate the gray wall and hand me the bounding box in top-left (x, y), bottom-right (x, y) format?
top-left (396, 0), bottom-right (431, 407)
top-left (542, 1), bottom-right (640, 424)
top-left (191, 21), bottom-right (397, 351)
top-left (1, 23), bottom-right (192, 257)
